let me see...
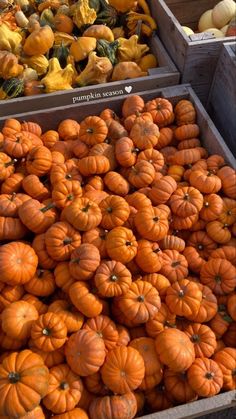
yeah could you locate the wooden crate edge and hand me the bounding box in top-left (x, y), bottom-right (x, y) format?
top-left (0, 84), bottom-right (234, 167)
top-left (139, 390), bottom-right (236, 419)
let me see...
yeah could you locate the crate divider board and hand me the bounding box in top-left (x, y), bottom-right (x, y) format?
top-left (207, 41), bottom-right (236, 155)
top-left (0, 84), bottom-right (235, 169)
top-left (150, 0), bottom-right (236, 104)
top-left (0, 36), bottom-right (179, 117)
top-left (139, 390), bottom-right (236, 419)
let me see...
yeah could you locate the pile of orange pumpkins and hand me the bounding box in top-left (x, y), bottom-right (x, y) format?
top-left (0, 94), bottom-right (235, 419)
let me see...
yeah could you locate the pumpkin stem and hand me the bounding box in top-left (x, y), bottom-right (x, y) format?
top-left (110, 274), bottom-right (118, 282)
top-left (132, 147), bottom-right (140, 154)
top-left (191, 334), bottom-right (200, 343)
top-left (197, 244), bottom-right (204, 250)
top-left (204, 201), bottom-right (210, 207)
top-left (40, 202), bottom-right (56, 213)
top-left (137, 295), bottom-right (145, 302)
top-left (71, 258), bottom-right (80, 263)
top-left (172, 261), bottom-right (180, 267)
top-left (60, 381), bottom-right (69, 390)
top-left (205, 371), bottom-right (215, 380)
top-left (5, 158), bottom-right (17, 168)
top-left (66, 194), bottom-right (74, 201)
top-left (10, 192), bottom-right (17, 201)
top-left (215, 275), bottom-right (222, 283)
top-left (82, 204), bottom-right (90, 212)
top-left (65, 174), bottom-right (72, 180)
top-left (183, 193), bottom-right (190, 201)
top-left (8, 372), bottom-right (20, 383)
top-left (37, 269), bottom-right (44, 277)
top-left (178, 290), bottom-right (185, 298)
top-left (63, 237), bottom-right (73, 245)
top-left (100, 231), bottom-right (107, 240)
top-left (125, 241), bottom-right (132, 246)
top-left (106, 207), bottom-right (113, 213)
top-left (86, 128), bottom-right (94, 134)
top-left (42, 328), bottom-right (51, 336)
top-left (153, 216), bottom-right (159, 222)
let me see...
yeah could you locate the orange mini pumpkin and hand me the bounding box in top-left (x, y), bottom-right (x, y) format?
top-left (79, 116), bottom-right (108, 145)
top-left (101, 346), bottom-right (145, 394)
top-left (65, 329), bottom-right (106, 376)
top-left (155, 328), bottom-right (195, 372)
top-left (106, 226), bottom-right (138, 263)
top-left (94, 260), bottom-right (132, 297)
top-left (145, 98), bottom-right (173, 127)
top-left (118, 280), bottom-right (161, 324)
top-left (165, 279), bottom-right (202, 319)
top-left (187, 358), bottom-right (223, 397)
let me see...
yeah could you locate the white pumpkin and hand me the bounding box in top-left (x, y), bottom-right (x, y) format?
top-left (204, 28), bottom-right (225, 37)
top-left (182, 26), bottom-right (194, 36)
top-left (198, 9), bottom-right (214, 32)
top-left (221, 24), bottom-right (229, 34)
top-left (212, 0), bottom-right (236, 29)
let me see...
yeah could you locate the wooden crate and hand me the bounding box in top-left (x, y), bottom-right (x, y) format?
top-left (150, 0), bottom-right (236, 104)
top-left (207, 42), bottom-right (236, 155)
top-left (0, 84), bottom-right (235, 168)
top-left (0, 84), bottom-right (235, 418)
top-left (0, 36), bottom-right (179, 117)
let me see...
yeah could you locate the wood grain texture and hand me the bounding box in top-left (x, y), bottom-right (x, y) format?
top-left (139, 390), bottom-right (236, 418)
top-left (0, 36), bottom-right (179, 117)
top-left (207, 42), bottom-right (236, 155)
top-left (151, 0), bottom-right (236, 104)
top-left (0, 84), bottom-right (235, 168)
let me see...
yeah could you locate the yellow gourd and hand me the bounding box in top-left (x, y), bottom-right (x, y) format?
top-left (41, 57), bottom-right (74, 92)
top-left (112, 62), bottom-right (147, 81)
top-left (21, 67), bottom-right (38, 82)
top-left (76, 52), bottom-right (113, 86)
top-left (182, 26), bottom-right (194, 36)
top-left (138, 54), bottom-right (158, 71)
top-left (0, 23), bottom-right (22, 54)
top-left (204, 28), bottom-right (224, 38)
top-left (198, 10), bottom-right (214, 32)
top-left (54, 31), bottom-right (76, 46)
top-left (117, 35), bottom-right (149, 62)
top-left (108, 0), bottom-right (137, 13)
top-left (23, 21), bottom-right (54, 56)
top-left (83, 24), bottom-right (114, 41)
top-left (112, 27), bottom-right (125, 39)
top-left (20, 54), bottom-right (49, 76)
top-left (72, 0), bottom-right (97, 29)
top-left (212, 0), bottom-right (236, 28)
top-left (0, 51), bottom-right (24, 79)
top-left (70, 37), bottom-right (97, 62)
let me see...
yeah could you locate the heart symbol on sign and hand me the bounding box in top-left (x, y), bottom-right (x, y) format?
top-left (125, 86), bottom-right (133, 94)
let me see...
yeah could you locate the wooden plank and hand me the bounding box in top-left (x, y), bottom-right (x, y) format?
top-left (0, 36), bottom-right (179, 117)
top-left (207, 42), bottom-right (236, 154)
top-left (0, 84), bottom-right (234, 168)
top-left (150, 0), bottom-right (235, 104)
top-left (139, 390), bottom-right (236, 419)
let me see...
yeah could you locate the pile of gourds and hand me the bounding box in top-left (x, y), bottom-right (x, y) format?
top-left (182, 0), bottom-right (236, 37)
top-left (0, 94), bottom-right (235, 418)
top-left (0, 0), bottom-right (158, 100)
